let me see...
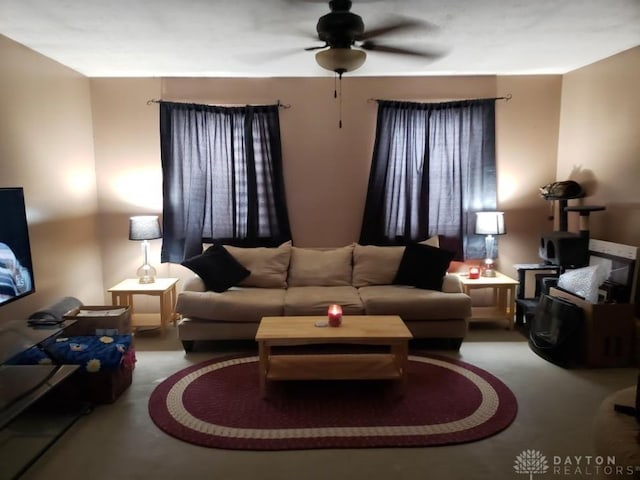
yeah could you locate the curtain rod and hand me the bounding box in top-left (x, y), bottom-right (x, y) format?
top-left (366, 93), bottom-right (512, 104)
top-left (146, 99), bottom-right (291, 109)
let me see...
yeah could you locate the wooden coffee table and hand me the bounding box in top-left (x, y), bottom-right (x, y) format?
top-left (255, 315), bottom-right (413, 398)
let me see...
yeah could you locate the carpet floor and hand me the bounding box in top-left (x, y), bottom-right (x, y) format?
top-left (18, 326), bottom-right (639, 480)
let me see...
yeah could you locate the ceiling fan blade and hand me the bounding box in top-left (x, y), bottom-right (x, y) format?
top-left (239, 46), bottom-right (305, 64)
top-left (304, 44), bottom-right (328, 51)
top-left (357, 16), bottom-right (434, 41)
top-left (360, 41), bottom-right (444, 59)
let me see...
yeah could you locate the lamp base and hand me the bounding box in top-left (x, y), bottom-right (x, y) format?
top-left (481, 268), bottom-right (497, 278)
top-left (481, 258), bottom-right (497, 277)
top-left (137, 264), bottom-right (157, 284)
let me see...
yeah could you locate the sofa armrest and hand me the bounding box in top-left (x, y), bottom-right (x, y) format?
top-left (183, 275), bottom-right (207, 292)
top-left (442, 273), bottom-right (463, 293)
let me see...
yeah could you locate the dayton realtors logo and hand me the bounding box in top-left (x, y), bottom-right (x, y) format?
top-left (514, 450), bottom-right (639, 477)
top-left (514, 450), bottom-right (549, 479)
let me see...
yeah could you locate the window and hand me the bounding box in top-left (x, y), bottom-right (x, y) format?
top-left (159, 102), bottom-right (291, 263)
top-left (360, 99), bottom-right (498, 259)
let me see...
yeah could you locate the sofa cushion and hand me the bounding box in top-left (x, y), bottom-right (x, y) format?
top-left (284, 286), bottom-right (364, 316)
top-left (352, 237), bottom-right (440, 288)
top-left (421, 236), bottom-right (440, 249)
top-left (441, 273), bottom-right (464, 294)
top-left (224, 241), bottom-right (291, 288)
top-left (288, 245), bottom-right (354, 287)
top-left (176, 287), bottom-right (285, 323)
top-left (393, 243), bottom-right (454, 291)
top-left (352, 245), bottom-right (404, 287)
top-left (358, 285), bottom-right (471, 320)
top-left (181, 244), bottom-right (251, 293)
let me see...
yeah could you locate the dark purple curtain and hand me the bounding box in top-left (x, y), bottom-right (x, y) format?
top-left (359, 99), bottom-right (497, 259)
top-left (160, 102), bottom-right (291, 263)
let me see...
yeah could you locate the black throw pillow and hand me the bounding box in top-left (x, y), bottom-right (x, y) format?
top-left (393, 243), bottom-right (455, 291)
top-left (181, 245), bottom-right (250, 293)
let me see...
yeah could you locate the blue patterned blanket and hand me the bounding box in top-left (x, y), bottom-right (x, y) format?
top-left (7, 334), bottom-right (133, 373)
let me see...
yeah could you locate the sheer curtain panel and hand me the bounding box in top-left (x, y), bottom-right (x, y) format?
top-left (360, 99), bottom-right (497, 259)
top-left (159, 102), bottom-right (291, 263)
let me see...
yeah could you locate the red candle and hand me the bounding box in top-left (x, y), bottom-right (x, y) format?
top-left (328, 304), bottom-right (343, 327)
top-left (469, 266), bottom-right (480, 279)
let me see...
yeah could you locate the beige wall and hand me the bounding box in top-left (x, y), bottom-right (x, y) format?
top-left (557, 46), bottom-right (640, 248)
top-left (495, 75), bottom-right (563, 278)
top-left (89, 75), bottom-right (562, 289)
top-left (90, 78), bottom-right (165, 307)
top-left (11, 32), bottom-right (630, 321)
top-left (0, 35), bottom-right (103, 323)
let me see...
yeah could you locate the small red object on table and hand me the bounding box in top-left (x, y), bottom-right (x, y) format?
top-left (328, 304), bottom-right (343, 327)
top-left (468, 266), bottom-right (480, 279)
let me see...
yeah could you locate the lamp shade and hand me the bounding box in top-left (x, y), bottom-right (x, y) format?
top-left (129, 215), bottom-right (162, 241)
top-left (475, 211), bottom-right (506, 235)
top-left (315, 48), bottom-right (366, 73)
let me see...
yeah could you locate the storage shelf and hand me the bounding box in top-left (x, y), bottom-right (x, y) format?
top-left (131, 313), bottom-right (162, 328)
top-left (471, 306), bottom-right (511, 321)
top-left (0, 365), bottom-right (79, 430)
top-left (0, 399), bottom-right (89, 480)
top-left (266, 353), bottom-right (402, 381)
top-left (0, 320), bottom-right (88, 479)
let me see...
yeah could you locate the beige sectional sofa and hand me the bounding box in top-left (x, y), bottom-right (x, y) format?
top-left (176, 241), bottom-right (472, 352)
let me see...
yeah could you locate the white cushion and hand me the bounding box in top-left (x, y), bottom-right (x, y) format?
top-left (224, 241), bottom-right (291, 288)
top-left (351, 237), bottom-right (440, 287)
top-left (287, 245), bottom-right (354, 287)
top-left (284, 286), bottom-right (364, 315)
top-left (176, 287), bottom-right (285, 323)
top-left (358, 285), bottom-right (471, 320)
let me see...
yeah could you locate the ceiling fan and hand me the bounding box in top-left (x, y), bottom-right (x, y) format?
top-left (305, 0), bottom-right (442, 75)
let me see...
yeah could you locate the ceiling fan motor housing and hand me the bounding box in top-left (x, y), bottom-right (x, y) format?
top-left (317, 1), bottom-right (364, 48)
top-left (310, 0), bottom-right (443, 77)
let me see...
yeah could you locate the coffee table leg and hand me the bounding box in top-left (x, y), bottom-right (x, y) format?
top-left (258, 341), bottom-right (268, 398)
top-left (392, 341), bottom-right (409, 395)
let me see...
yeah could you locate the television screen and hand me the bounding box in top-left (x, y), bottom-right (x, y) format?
top-left (0, 188), bottom-right (35, 307)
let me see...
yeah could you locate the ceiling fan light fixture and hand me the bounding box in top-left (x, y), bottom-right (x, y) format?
top-left (315, 48), bottom-right (366, 74)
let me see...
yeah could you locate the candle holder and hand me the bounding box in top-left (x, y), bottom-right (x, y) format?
top-left (468, 266), bottom-right (480, 279)
top-left (328, 304), bottom-right (343, 327)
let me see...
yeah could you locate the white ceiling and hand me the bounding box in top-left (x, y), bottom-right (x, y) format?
top-left (1, 0), bottom-right (639, 77)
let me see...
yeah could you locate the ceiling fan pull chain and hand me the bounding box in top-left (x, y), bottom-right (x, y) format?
top-left (338, 72), bottom-right (343, 128)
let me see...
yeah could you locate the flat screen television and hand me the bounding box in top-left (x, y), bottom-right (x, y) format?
top-left (0, 188), bottom-right (35, 307)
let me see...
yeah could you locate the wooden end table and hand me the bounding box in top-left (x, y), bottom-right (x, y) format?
top-left (456, 271), bottom-right (519, 330)
top-left (255, 315), bottom-right (413, 398)
top-left (108, 278), bottom-right (179, 335)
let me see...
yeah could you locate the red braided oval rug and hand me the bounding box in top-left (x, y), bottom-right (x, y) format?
top-left (148, 353), bottom-right (517, 450)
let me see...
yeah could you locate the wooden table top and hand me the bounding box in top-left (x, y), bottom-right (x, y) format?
top-left (456, 271), bottom-right (519, 286)
top-left (108, 277), bottom-right (179, 293)
top-left (255, 315), bottom-right (413, 342)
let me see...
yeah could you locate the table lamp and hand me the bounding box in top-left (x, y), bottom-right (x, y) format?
top-left (475, 211), bottom-right (505, 277)
top-left (129, 215), bottom-right (162, 284)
